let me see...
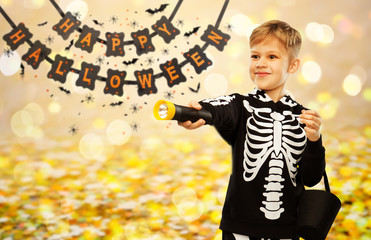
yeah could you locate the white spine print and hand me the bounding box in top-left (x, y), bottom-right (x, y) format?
top-left (243, 99), bottom-right (307, 220)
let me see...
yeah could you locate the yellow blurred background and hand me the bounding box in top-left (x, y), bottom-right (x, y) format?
top-left (0, 0), bottom-right (370, 239)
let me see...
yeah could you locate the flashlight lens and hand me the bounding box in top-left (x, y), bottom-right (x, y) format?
top-left (158, 103), bottom-right (168, 119)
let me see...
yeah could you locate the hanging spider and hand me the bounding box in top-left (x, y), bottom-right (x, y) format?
top-left (225, 23), bottom-right (234, 32)
top-left (131, 122), bottom-right (139, 132)
top-left (109, 15), bottom-right (119, 24)
top-left (95, 55), bottom-right (105, 65)
top-left (145, 56), bottom-right (155, 66)
top-left (45, 35), bottom-right (54, 45)
top-left (161, 48), bottom-right (169, 55)
top-left (3, 48), bottom-right (13, 57)
top-left (163, 90), bottom-right (175, 100)
top-left (84, 93), bottom-right (94, 104)
top-left (68, 124), bottom-right (79, 135)
top-left (130, 103), bottom-right (141, 114)
top-left (129, 20), bottom-right (140, 29)
top-left (72, 11), bottom-right (82, 20)
top-left (176, 19), bottom-right (184, 27)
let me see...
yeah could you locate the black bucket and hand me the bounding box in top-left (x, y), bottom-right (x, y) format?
top-left (296, 189), bottom-right (341, 240)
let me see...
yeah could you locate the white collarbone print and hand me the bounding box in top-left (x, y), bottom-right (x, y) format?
top-left (243, 98), bottom-right (307, 220)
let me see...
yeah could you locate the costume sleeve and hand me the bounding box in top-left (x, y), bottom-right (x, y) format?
top-left (299, 136), bottom-right (326, 187)
top-left (198, 94), bottom-right (241, 145)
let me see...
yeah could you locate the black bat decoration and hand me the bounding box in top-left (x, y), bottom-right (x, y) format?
top-left (93, 19), bottom-right (104, 27)
top-left (59, 86), bottom-right (71, 95)
top-left (110, 101), bottom-right (123, 106)
top-left (65, 40), bottom-right (74, 51)
top-left (145, 4), bottom-right (169, 14)
top-left (20, 63), bottom-right (25, 77)
top-left (123, 58), bottom-right (139, 66)
top-left (37, 21), bottom-right (48, 26)
top-left (184, 26), bottom-right (201, 37)
top-left (189, 82), bottom-right (201, 93)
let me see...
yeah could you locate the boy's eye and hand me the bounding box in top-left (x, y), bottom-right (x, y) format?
top-left (251, 55), bottom-right (259, 59)
top-left (269, 55), bottom-right (277, 59)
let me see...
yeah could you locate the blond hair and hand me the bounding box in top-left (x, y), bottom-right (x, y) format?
top-left (249, 20), bottom-right (302, 60)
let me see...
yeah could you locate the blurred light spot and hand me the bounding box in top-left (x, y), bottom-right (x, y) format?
top-left (204, 73), bottom-right (228, 97)
top-left (301, 61), bottom-right (322, 83)
top-left (24, 0), bottom-right (46, 9)
top-left (79, 133), bottom-right (104, 159)
top-left (305, 22), bottom-right (324, 42)
top-left (320, 24), bottom-right (334, 44)
top-left (11, 110), bottom-right (34, 137)
top-left (93, 118), bottom-right (106, 129)
top-left (177, 199), bottom-right (204, 222)
top-left (38, 198), bottom-right (55, 220)
top-left (172, 186), bottom-right (198, 207)
top-left (106, 120), bottom-right (132, 145)
top-left (13, 162), bottom-right (36, 186)
top-left (48, 102), bottom-right (61, 113)
top-left (124, 222), bottom-right (152, 240)
top-left (66, 0), bottom-right (88, 20)
top-left (24, 102), bottom-right (44, 126)
top-left (0, 50), bottom-right (21, 76)
top-left (264, 8), bottom-right (278, 20)
top-left (229, 13), bottom-right (253, 37)
top-left (140, 136), bottom-right (163, 158)
top-left (317, 92), bottom-right (332, 103)
top-left (276, 0), bottom-right (296, 6)
top-left (362, 88), bottom-right (371, 102)
top-left (246, 24), bottom-right (260, 39)
top-left (343, 74), bottom-right (362, 96)
top-left (349, 65), bottom-right (367, 85)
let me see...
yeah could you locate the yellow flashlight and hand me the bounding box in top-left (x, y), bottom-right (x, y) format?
top-left (153, 100), bottom-right (213, 124)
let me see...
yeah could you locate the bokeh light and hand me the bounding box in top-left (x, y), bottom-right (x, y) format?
top-left (79, 133), bottom-right (104, 160)
top-left (106, 119), bottom-right (132, 145)
top-left (65, 0), bottom-right (88, 20)
top-left (229, 13), bottom-right (253, 37)
top-left (0, 50), bottom-right (21, 76)
top-left (24, 0), bottom-right (46, 9)
top-left (343, 74), bottom-right (362, 96)
top-left (301, 60), bottom-right (322, 83)
top-left (204, 73), bottom-right (228, 97)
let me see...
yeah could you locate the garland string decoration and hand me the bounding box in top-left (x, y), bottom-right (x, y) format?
top-left (1, 0), bottom-right (231, 97)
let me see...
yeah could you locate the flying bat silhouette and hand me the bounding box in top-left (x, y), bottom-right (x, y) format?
top-left (93, 19), bottom-right (104, 27)
top-left (20, 63), bottom-right (25, 77)
top-left (65, 40), bottom-right (74, 51)
top-left (37, 21), bottom-right (48, 26)
top-left (184, 26), bottom-right (201, 37)
top-left (110, 101), bottom-right (124, 106)
top-left (145, 4), bottom-right (169, 14)
top-left (123, 58), bottom-right (139, 66)
top-left (189, 82), bottom-right (200, 93)
top-left (59, 86), bottom-right (71, 95)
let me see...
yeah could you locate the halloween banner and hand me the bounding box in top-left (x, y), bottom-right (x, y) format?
top-left (0, 0), bottom-right (231, 97)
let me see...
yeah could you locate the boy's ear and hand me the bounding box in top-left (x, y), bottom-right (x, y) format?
top-left (288, 58), bottom-right (300, 74)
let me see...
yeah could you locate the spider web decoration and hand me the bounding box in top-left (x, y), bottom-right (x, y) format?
top-left (0, 0), bottom-right (231, 98)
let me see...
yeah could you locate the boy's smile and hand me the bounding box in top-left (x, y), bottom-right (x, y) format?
top-left (249, 37), bottom-right (299, 102)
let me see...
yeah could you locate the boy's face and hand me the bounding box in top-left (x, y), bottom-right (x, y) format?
top-left (249, 37), bottom-right (299, 99)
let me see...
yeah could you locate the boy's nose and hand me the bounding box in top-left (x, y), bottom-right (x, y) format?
top-left (256, 58), bottom-right (267, 67)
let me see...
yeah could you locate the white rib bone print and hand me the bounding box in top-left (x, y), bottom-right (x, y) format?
top-left (243, 100), bottom-right (307, 220)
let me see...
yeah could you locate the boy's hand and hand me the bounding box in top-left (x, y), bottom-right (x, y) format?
top-left (177, 101), bottom-right (205, 130)
top-left (299, 109), bottom-right (321, 142)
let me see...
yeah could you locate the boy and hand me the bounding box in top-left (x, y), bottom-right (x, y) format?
top-left (178, 20), bottom-right (325, 240)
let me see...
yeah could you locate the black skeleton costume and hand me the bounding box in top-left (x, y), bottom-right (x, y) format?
top-left (199, 89), bottom-right (326, 239)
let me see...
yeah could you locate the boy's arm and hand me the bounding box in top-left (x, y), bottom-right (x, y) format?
top-left (299, 109), bottom-right (326, 187)
top-left (177, 101), bottom-right (206, 130)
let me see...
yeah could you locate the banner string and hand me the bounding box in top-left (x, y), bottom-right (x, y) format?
top-left (0, 0), bottom-right (230, 92)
